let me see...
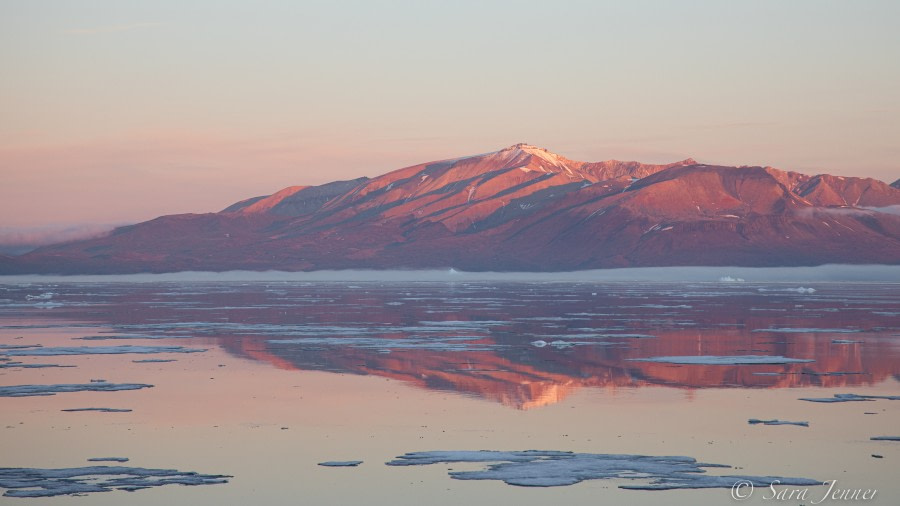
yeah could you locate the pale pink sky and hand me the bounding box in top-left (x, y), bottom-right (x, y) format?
top-left (2, 1), bottom-right (899, 235)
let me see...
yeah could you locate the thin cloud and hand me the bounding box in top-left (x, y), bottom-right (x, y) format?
top-left (0, 223), bottom-right (125, 255)
top-left (65, 22), bottom-right (162, 36)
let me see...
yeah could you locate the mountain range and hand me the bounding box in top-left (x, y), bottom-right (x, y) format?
top-left (4, 143), bottom-right (900, 274)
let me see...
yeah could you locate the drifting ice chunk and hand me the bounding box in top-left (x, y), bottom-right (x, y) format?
top-left (2, 345), bottom-right (205, 356)
top-left (0, 383), bottom-right (153, 398)
top-left (752, 328), bottom-right (860, 333)
top-left (626, 355), bottom-right (814, 365)
top-left (385, 450), bottom-right (820, 489)
top-left (0, 466), bottom-right (230, 497)
top-left (0, 361), bottom-right (73, 369)
top-left (318, 461), bottom-right (363, 467)
top-left (61, 408), bottom-right (132, 413)
top-left (799, 393), bottom-right (900, 403)
top-left (748, 419), bottom-right (809, 427)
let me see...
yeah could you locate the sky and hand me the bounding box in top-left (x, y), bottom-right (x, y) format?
top-left (2, 0), bottom-right (899, 245)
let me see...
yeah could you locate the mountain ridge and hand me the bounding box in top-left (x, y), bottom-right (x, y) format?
top-left (3, 144), bottom-right (899, 274)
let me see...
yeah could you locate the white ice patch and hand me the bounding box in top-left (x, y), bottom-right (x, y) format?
top-left (385, 450), bottom-right (821, 489)
top-left (626, 355), bottom-right (813, 365)
top-left (267, 336), bottom-right (498, 352)
top-left (318, 461), bottom-right (363, 467)
top-left (25, 292), bottom-right (55, 300)
top-left (799, 393), bottom-right (900, 403)
top-left (2, 345), bottom-right (206, 356)
top-left (0, 383), bottom-right (153, 398)
top-left (0, 466), bottom-right (230, 497)
top-left (748, 419), bottom-right (809, 427)
top-left (757, 287), bottom-right (816, 294)
top-left (752, 328), bottom-right (860, 333)
top-left (61, 408), bottom-right (132, 413)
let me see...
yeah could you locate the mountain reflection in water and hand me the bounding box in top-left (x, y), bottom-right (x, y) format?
top-left (4, 282), bottom-right (898, 409)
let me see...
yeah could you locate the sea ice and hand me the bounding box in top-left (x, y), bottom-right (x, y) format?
top-left (0, 361), bottom-right (74, 369)
top-left (799, 393), bottom-right (900, 403)
top-left (748, 419), bottom-right (809, 427)
top-left (1, 345), bottom-right (206, 356)
top-left (0, 466), bottom-right (230, 497)
top-left (385, 451), bottom-right (821, 489)
top-left (267, 337), bottom-right (497, 352)
top-left (0, 383), bottom-right (153, 398)
top-left (61, 408), bottom-right (133, 413)
top-left (626, 355), bottom-right (814, 365)
top-left (318, 461), bottom-right (363, 467)
top-left (751, 328), bottom-right (860, 333)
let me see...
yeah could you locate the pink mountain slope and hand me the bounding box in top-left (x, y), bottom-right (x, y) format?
top-left (4, 144), bottom-right (899, 273)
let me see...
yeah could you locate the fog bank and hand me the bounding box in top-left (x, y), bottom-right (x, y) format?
top-left (1, 264), bottom-right (898, 284)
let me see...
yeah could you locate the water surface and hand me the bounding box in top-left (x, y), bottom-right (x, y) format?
top-left (1, 281), bottom-right (898, 504)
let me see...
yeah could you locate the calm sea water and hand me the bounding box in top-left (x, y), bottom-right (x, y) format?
top-left (1, 281), bottom-right (898, 504)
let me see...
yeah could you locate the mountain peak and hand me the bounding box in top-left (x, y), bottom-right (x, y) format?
top-left (500, 143), bottom-right (557, 157)
top-left (498, 143), bottom-right (568, 168)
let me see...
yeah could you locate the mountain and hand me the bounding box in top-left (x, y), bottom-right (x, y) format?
top-left (4, 143), bottom-right (900, 274)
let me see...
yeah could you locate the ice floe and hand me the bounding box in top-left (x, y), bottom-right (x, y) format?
top-left (25, 293), bottom-right (55, 300)
top-left (385, 450), bottom-right (821, 489)
top-left (799, 393), bottom-right (900, 403)
top-left (1, 345), bottom-right (205, 356)
top-left (0, 361), bottom-right (74, 369)
top-left (61, 408), bottom-right (133, 413)
top-left (0, 383), bottom-right (153, 397)
top-left (751, 328), bottom-right (860, 333)
top-left (748, 419), bottom-right (809, 427)
top-left (0, 465), bottom-right (230, 497)
top-left (757, 287), bottom-right (816, 294)
top-left (318, 461), bottom-right (363, 467)
top-left (626, 355), bottom-right (814, 365)
top-left (267, 337), bottom-right (498, 352)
